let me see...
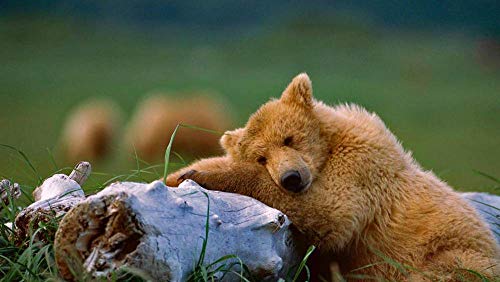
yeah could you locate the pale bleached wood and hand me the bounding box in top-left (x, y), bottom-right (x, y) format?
top-left (9, 160), bottom-right (499, 281)
top-left (14, 162), bottom-right (90, 242)
top-left (54, 180), bottom-right (302, 281)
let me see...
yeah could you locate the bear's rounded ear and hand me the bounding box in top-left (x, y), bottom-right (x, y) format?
top-left (220, 128), bottom-right (244, 154)
top-left (280, 73), bottom-right (313, 109)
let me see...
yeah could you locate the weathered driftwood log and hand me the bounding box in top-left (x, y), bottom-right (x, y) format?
top-left (462, 192), bottom-right (500, 243)
top-left (54, 179), bottom-right (302, 281)
top-left (14, 162), bottom-right (90, 242)
top-left (9, 160), bottom-right (498, 281)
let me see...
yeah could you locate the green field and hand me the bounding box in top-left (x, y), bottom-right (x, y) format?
top-left (0, 16), bottom-right (499, 194)
top-left (0, 14), bottom-right (499, 282)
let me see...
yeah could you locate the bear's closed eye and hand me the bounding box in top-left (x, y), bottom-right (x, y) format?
top-left (257, 156), bottom-right (267, 165)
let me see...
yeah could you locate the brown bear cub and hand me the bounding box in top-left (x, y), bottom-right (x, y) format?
top-left (125, 94), bottom-right (232, 162)
top-left (60, 98), bottom-right (122, 163)
top-left (167, 74), bottom-right (499, 281)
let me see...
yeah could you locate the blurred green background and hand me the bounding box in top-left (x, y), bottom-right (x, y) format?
top-left (0, 1), bottom-right (499, 192)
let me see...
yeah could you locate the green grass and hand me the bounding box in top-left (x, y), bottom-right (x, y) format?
top-left (1, 118), bottom-right (498, 281)
top-left (0, 121), bottom-right (497, 281)
top-left (0, 146), bottom-right (318, 281)
top-left (0, 125), bottom-right (317, 281)
top-left (186, 190), bottom-right (253, 282)
top-left (0, 15), bottom-right (499, 191)
top-left (0, 13), bottom-right (499, 282)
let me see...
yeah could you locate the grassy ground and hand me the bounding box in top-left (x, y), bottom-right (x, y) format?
top-left (0, 142), bottom-right (498, 281)
top-left (0, 156), bottom-right (317, 281)
top-left (0, 15), bottom-right (499, 192)
top-left (1, 138), bottom-right (498, 281)
top-left (0, 14), bottom-right (499, 281)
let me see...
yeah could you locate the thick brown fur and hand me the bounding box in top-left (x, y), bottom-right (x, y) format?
top-left (125, 93), bottom-right (232, 162)
top-left (167, 74), bottom-right (500, 281)
top-left (60, 98), bottom-right (121, 163)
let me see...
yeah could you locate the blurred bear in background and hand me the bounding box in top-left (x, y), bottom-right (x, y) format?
top-left (59, 98), bottom-right (122, 164)
top-left (124, 93), bottom-right (233, 162)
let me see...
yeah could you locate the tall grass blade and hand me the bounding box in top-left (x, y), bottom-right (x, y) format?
top-left (473, 170), bottom-right (500, 185)
top-left (196, 191), bottom-right (210, 267)
top-left (46, 147), bottom-right (58, 171)
top-left (0, 144), bottom-right (42, 184)
top-left (163, 124), bottom-right (181, 183)
top-left (292, 245), bottom-right (316, 282)
top-left (163, 123), bottom-right (222, 184)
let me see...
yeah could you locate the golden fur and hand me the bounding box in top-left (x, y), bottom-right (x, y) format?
top-left (60, 98), bottom-right (121, 163)
top-left (125, 94), bottom-right (232, 162)
top-left (167, 74), bottom-right (499, 281)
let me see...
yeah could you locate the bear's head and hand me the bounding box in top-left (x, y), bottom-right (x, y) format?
top-left (218, 73), bottom-right (415, 250)
top-left (220, 73), bottom-right (329, 193)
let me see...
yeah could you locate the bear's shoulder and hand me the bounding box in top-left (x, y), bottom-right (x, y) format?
top-left (332, 103), bottom-right (384, 127)
top-left (314, 102), bottom-right (388, 137)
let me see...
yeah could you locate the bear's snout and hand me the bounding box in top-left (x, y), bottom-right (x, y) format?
top-left (280, 170), bottom-right (307, 193)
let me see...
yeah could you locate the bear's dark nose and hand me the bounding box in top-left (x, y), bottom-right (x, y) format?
top-left (280, 170), bottom-right (304, 192)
